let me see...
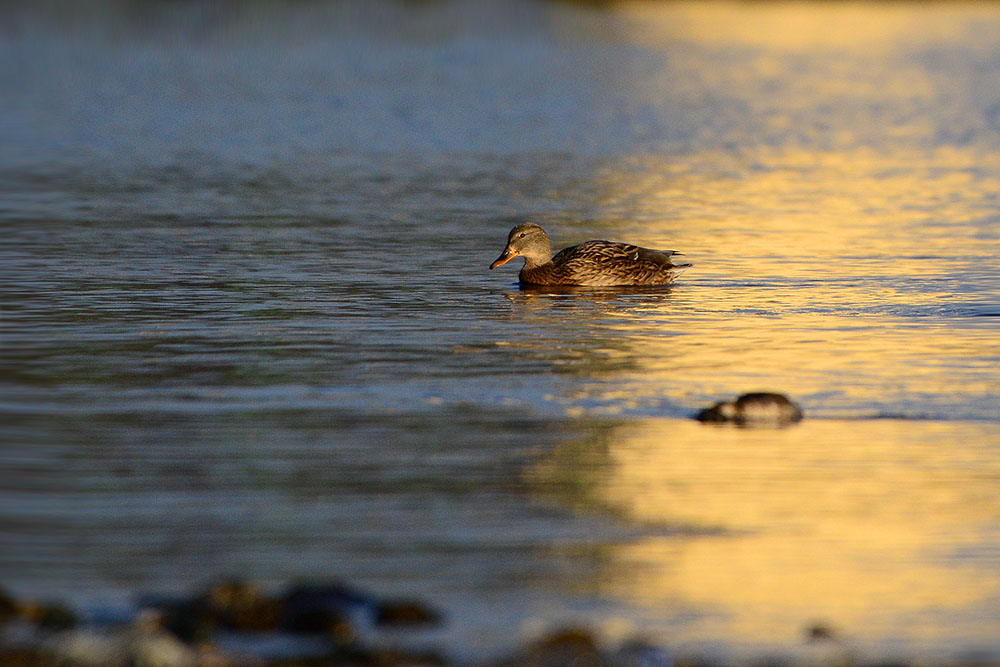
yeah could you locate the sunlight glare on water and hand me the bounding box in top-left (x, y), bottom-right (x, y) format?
top-left (534, 418), bottom-right (1000, 657)
top-left (511, 146), bottom-right (1000, 420)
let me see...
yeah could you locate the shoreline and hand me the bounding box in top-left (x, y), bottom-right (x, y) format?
top-left (4, 580), bottom-right (999, 667)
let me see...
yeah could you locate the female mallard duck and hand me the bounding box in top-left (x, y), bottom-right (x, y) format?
top-left (490, 222), bottom-right (691, 286)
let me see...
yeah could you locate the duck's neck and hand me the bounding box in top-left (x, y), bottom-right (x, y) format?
top-left (520, 240), bottom-right (553, 270)
top-left (522, 254), bottom-right (552, 270)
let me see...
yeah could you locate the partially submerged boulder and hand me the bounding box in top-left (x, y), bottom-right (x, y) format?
top-left (696, 392), bottom-right (803, 427)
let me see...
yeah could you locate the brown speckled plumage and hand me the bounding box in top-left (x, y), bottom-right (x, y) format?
top-left (490, 223), bottom-right (691, 287)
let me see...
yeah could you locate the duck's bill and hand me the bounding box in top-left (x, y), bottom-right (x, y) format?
top-left (490, 249), bottom-right (517, 269)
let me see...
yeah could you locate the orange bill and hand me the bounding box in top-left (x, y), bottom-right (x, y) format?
top-left (490, 248), bottom-right (518, 269)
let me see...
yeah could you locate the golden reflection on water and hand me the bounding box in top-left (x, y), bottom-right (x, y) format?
top-left (585, 147), bottom-right (1000, 272)
top-left (508, 143), bottom-right (1000, 418)
top-left (534, 418), bottom-right (1000, 649)
top-left (616, 2), bottom-right (1000, 53)
top-left (518, 3), bottom-right (1000, 652)
top-left (503, 283), bottom-right (997, 421)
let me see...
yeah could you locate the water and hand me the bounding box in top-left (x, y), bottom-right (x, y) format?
top-left (1, 1), bottom-right (999, 662)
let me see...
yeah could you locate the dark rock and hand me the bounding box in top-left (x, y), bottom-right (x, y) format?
top-left (284, 583), bottom-right (371, 610)
top-left (21, 602), bottom-right (77, 631)
top-left (197, 579), bottom-right (284, 633)
top-left (0, 647), bottom-right (62, 667)
top-left (285, 608), bottom-right (353, 640)
top-left (696, 392), bottom-right (803, 426)
top-left (804, 621), bottom-right (838, 642)
top-left (373, 599), bottom-right (442, 627)
top-left (138, 595), bottom-right (214, 644)
top-left (140, 579), bottom-right (284, 639)
top-left (502, 627), bottom-right (606, 667)
top-left (0, 585), bottom-right (18, 625)
top-left (363, 648), bottom-right (448, 666)
top-left (283, 582), bottom-right (368, 641)
top-left (696, 401), bottom-right (736, 423)
top-left (270, 646), bottom-right (446, 666)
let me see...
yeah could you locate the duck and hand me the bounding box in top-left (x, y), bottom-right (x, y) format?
top-left (489, 223), bottom-right (691, 287)
top-left (695, 392), bottom-right (804, 427)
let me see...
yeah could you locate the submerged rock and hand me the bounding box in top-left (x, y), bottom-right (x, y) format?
top-left (0, 646), bottom-right (64, 667)
top-left (804, 621), bottom-right (838, 642)
top-left (139, 579), bottom-right (284, 641)
top-left (20, 602), bottom-right (77, 631)
top-left (269, 646), bottom-right (446, 666)
top-left (283, 582), bottom-right (441, 630)
top-left (373, 599), bottom-right (442, 628)
top-left (198, 579), bottom-right (284, 633)
top-left (502, 627), bottom-right (605, 667)
top-left (0, 587), bottom-right (18, 626)
top-left (140, 598), bottom-right (213, 645)
top-left (696, 392), bottom-right (803, 427)
top-left (282, 583), bottom-right (362, 641)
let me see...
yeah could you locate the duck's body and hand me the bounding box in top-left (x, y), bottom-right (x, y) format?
top-left (490, 223), bottom-right (691, 287)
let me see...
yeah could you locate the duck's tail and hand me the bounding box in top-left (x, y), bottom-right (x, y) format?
top-left (655, 249), bottom-right (691, 269)
top-left (661, 250), bottom-right (692, 270)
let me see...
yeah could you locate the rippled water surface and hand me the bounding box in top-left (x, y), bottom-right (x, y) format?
top-left (2, 1), bottom-right (999, 662)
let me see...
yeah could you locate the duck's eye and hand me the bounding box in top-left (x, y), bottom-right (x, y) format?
top-left (518, 233), bottom-right (526, 238)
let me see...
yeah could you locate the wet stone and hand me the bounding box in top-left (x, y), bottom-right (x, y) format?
top-left (270, 646), bottom-right (447, 667)
top-left (0, 586), bottom-right (18, 626)
top-left (283, 583), bottom-right (367, 641)
top-left (285, 608), bottom-right (354, 644)
top-left (199, 579), bottom-right (284, 633)
top-left (696, 392), bottom-right (803, 427)
top-left (502, 628), bottom-right (606, 667)
top-left (21, 602), bottom-right (77, 631)
top-left (141, 579), bottom-right (284, 640)
top-left (0, 646), bottom-right (63, 667)
top-left (805, 622), bottom-right (838, 642)
top-left (139, 596), bottom-right (215, 645)
top-left (373, 599), bottom-right (442, 628)
top-left (283, 583), bottom-right (371, 611)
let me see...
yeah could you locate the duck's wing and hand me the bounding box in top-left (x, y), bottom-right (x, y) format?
top-left (556, 241), bottom-right (687, 266)
top-left (552, 241), bottom-right (690, 285)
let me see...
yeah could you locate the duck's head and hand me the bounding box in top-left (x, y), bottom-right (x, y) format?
top-left (490, 223), bottom-right (553, 270)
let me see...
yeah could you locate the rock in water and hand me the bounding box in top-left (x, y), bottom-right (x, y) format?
top-left (696, 392), bottom-right (803, 426)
